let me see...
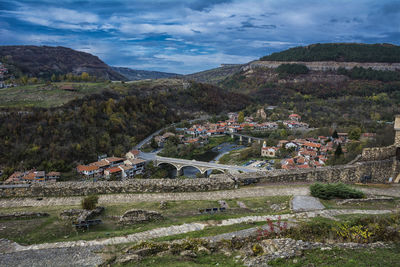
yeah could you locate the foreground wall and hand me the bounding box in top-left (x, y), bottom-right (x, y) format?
top-left (0, 158), bottom-right (395, 198)
top-left (0, 177), bottom-right (235, 198)
top-left (234, 159), bottom-right (395, 185)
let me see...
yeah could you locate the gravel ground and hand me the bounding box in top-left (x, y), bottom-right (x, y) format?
top-left (291, 195), bottom-right (325, 212)
top-left (0, 185), bottom-right (310, 208)
top-left (0, 245), bottom-right (104, 267)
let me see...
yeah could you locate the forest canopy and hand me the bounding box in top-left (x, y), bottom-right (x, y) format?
top-left (261, 43), bottom-right (400, 63)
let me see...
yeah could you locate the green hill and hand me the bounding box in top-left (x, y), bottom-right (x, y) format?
top-left (260, 43), bottom-right (400, 63)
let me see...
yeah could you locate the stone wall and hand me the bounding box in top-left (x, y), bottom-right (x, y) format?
top-left (234, 158), bottom-right (394, 185)
top-left (360, 145), bottom-right (396, 161)
top-left (395, 115), bottom-right (400, 147)
top-left (0, 159), bottom-right (395, 198)
top-left (0, 177), bottom-right (235, 198)
top-left (249, 60), bottom-right (400, 71)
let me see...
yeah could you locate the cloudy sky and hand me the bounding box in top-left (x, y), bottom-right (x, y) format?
top-left (1, 0), bottom-right (399, 74)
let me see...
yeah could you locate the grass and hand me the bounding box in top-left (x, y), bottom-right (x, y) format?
top-left (0, 196), bottom-right (290, 245)
top-left (0, 82), bottom-right (110, 108)
top-left (152, 221), bottom-right (266, 242)
top-left (269, 246), bottom-right (400, 267)
top-left (320, 197), bottom-right (399, 210)
top-left (117, 253), bottom-right (244, 267)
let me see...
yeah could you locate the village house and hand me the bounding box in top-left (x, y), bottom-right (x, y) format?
top-left (261, 141), bottom-right (279, 157)
top-left (46, 171), bottom-right (60, 181)
top-left (118, 164), bottom-right (135, 179)
top-left (126, 149), bottom-right (140, 160)
top-left (288, 113), bottom-right (301, 121)
top-left (104, 166), bottom-right (122, 179)
top-left (104, 157), bottom-right (125, 167)
top-left (123, 158), bottom-right (146, 175)
top-left (77, 165), bottom-right (101, 177)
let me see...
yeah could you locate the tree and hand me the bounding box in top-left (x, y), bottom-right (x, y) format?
top-left (332, 130), bottom-right (339, 139)
top-left (334, 143), bottom-right (343, 157)
top-left (51, 74), bottom-right (57, 82)
top-left (349, 127), bottom-right (362, 140)
top-left (81, 195), bottom-right (98, 210)
top-left (238, 111), bottom-right (244, 123)
top-left (81, 72), bottom-right (90, 82)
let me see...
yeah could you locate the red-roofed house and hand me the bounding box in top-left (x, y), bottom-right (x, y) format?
top-left (126, 150), bottom-right (140, 160)
top-left (77, 165), bottom-right (100, 177)
top-left (289, 114), bottom-right (301, 121)
top-left (104, 166), bottom-right (122, 179)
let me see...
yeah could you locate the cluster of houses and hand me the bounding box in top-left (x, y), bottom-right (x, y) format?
top-left (0, 62), bottom-right (8, 88)
top-left (76, 150), bottom-right (146, 179)
top-left (5, 170), bottom-right (60, 183)
top-left (171, 113), bottom-right (308, 147)
top-left (261, 133), bottom-right (350, 169)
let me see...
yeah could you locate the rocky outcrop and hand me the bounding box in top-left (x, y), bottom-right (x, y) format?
top-left (60, 207), bottom-right (104, 222)
top-left (119, 209), bottom-right (163, 225)
top-left (249, 60), bottom-right (400, 71)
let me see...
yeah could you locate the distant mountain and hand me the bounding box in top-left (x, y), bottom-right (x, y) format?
top-left (111, 67), bottom-right (181, 81)
top-left (184, 64), bottom-right (243, 84)
top-left (0, 45), bottom-right (126, 80)
top-left (260, 43), bottom-right (400, 63)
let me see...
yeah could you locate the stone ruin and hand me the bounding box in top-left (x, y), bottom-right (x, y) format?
top-left (119, 209), bottom-right (164, 225)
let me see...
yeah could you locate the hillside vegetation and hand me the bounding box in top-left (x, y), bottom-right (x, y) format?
top-left (261, 43), bottom-right (400, 62)
top-left (112, 67), bottom-right (181, 81)
top-left (0, 46), bottom-right (125, 80)
top-left (184, 65), bottom-right (243, 84)
top-left (0, 80), bottom-right (249, 175)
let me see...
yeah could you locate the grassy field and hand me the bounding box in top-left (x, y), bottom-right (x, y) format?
top-left (269, 246), bottom-right (400, 267)
top-left (0, 196), bottom-right (290, 245)
top-left (0, 82), bottom-right (111, 108)
top-left (320, 197), bottom-right (399, 210)
top-left (120, 253), bottom-right (244, 267)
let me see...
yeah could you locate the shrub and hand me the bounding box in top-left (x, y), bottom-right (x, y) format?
top-left (310, 183), bottom-right (364, 200)
top-left (81, 195), bottom-right (99, 210)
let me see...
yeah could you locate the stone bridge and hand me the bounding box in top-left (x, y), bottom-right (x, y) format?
top-left (155, 156), bottom-right (258, 175)
top-left (228, 133), bottom-right (265, 144)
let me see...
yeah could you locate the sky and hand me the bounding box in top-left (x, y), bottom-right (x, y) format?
top-left (0, 0), bottom-right (399, 74)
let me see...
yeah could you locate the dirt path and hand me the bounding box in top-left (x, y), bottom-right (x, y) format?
top-left (0, 185), bottom-right (310, 208)
top-left (9, 209), bottom-right (393, 252)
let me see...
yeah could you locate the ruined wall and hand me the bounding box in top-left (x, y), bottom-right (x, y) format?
top-left (360, 145), bottom-right (396, 161)
top-left (0, 158), bottom-right (396, 198)
top-left (0, 177), bottom-right (235, 198)
top-left (395, 115), bottom-right (400, 147)
top-left (234, 159), bottom-right (394, 185)
top-left (249, 60), bottom-right (400, 71)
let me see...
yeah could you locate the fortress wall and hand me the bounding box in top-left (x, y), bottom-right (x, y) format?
top-left (249, 61), bottom-right (400, 71)
top-left (360, 145), bottom-right (396, 161)
top-left (235, 158), bottom-right (394, 185)
top-left (0, 177), bottom-right (235, 198)
top-left (0, 158), bottom-right (395, 198)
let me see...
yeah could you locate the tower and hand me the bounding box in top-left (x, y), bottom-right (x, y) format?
top-left (395, 115), bottom-right (400, 148)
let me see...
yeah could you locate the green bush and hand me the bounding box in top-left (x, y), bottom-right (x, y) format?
top-left (81, 195), bottom-right (99, 210)
top-left (310, 183), bottom-right (364, 200)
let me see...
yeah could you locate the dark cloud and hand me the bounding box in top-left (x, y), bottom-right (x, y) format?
top-left (0, 0), bottom-right (399, 74)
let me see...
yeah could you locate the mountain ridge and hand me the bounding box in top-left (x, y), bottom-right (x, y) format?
top-left (0, 45), bottom-right (126, 80)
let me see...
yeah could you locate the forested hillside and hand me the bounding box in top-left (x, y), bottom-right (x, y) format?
top-left (0, 80), bottom-right (249, 176)
top-left (0, 46), bottom-right (126, 80)
top-left (261, 43), bottom-right (400, 62)
top-left (112, 67), bottom-right (181, 81)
